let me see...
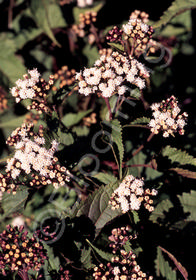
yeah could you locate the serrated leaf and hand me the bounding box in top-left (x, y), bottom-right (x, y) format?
top-left (92, 172), bottom-right (118, 185)
top-left (159, 246), bottom-right (188, 280)
top-left (130, 117), bottom-right (151, 125)
top-left (150, 199), bottom-right (174, 223)
top-left (89, 181), bottom-right (120, 235)
top-left (129, 88), bottom-right (141, 99)
top-left (178, 190), bottom-right (196, 221)
top-left (30, 0), bottom-right (67, 47)
top-left (0, 190), bottom-right (29, 221)
top-left (123, 240), bottom-right (132, 253)
top-left (153, 0), bottom-right (196, 29)
top-left (62, 109), bottom-right (93, 127)
top-left (170, 168), bottom-right (196, 179)
top-left (103, 119), bottom-right (124, 179)
top-left (73, 181), bottom-right (122, 237)
top-left (86, 239), bottom-right (113, 262)
top-left (124, 117), bottom-right (150, 128)
top-left (155, 246), bottom-right (177, 280)
top-left (107, 42), bottom-right (124, 52)
top-left (159, 10), bottom-right (192, 37)
top-left (162, 145), bottom-right (196, 166)
top-left (81, 247), bottom-right (94, 269)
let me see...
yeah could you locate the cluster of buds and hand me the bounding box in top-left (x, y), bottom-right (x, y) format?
top-left (76, 50), bottom-right (149, 98)
top-left (58, 267), bottom-right (71, 280)
top-left (24, 112), bottom-right (40, 126)
top-left (10, 68), bottom-right (54, 114)
top-left (93, 250), bottom-right (153, 280)
top-left (122, 12), bottom-right (153, 56)
top-left (109, 175), bottom-right (157, 213)
top-left (52, 65), bottom-right (77, 91)
top-left (129, 10), bottom-right (149, 23)
top-left (149, 95), bottom-right (188, 137)
top-left (0, 123), bottom-right (70, 194)
top-left (35, 225), bottom-right (58, 244)
top-left (0, 87), bottom-right (8, 112)
top-left (51, 266), bottom-right (71, 280)
top-left (108, 226), bottom-right (135, 254)
top-left (106, 26), bottom-right (123, 43)
top-left (0, 172), bottom-right (22, 195)
top-left (27, 100), bottom-right (51, 114)
top-left (79, 11), bottom-right (97, 26)
top-left (0, 225), bottom-right (47, 276)
top-left (71, 10), bottom-right (97, 39)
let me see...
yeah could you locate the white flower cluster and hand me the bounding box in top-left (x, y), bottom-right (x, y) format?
top-left (10, 68), bottom-right (40, 103)
top-left (109, 175), bottom-right (157, 213)
top-left (5, 124), bottom-right (70, 189)
top-left (149, 95), bottom-right (188, 137)
top-left (6, 136), bottom-right (58, 179)
top-left (76, 51), bottom-right (149, 98)
top-left (77, 0), bottom-right (93, 7)
top-left (123, 18), bottom-right (150, 37)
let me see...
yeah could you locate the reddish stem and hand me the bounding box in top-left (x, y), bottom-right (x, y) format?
top-left (104, 97), bottom-right (113, 120)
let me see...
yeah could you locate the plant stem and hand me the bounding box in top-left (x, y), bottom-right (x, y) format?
top-left (90, 24), bottom-right (102, 49)
top-left (114, 96), bottom-right (125, 116)
top-left (8, 0), bottom-right (14, 29)
top-left (140, 90), bottom-right (149, 110)
top-left (104, 97), bottom-right (113, 120)
top-left (125, 163), bottom-right (156, 170)
top-left (18, 269), bottom-right (29, 280)
top-left (131, 132), bottom-right (154, 158)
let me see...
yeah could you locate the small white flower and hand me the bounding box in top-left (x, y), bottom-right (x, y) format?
top-left (113, 266), bottom-right (121, 276)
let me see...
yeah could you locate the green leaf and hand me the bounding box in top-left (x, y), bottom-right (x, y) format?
top-left (72, 125), bottom-right (90, 137)
top-left (178, 190), bottom-right (196, 221)
top-left (0, 190), bottom-right (29, 221)
top-left (86, 239), bottom-right (114, 262)
top-left (123, 240), bottom-right (132, 253)
top-left (130, 117), bottom-right (151, 125)
top-left (0, 34), bottom-right (26, 87)
top-left (162, 145), bottom-right (196, 166)
top-left (12, 8), bottom-right (43, 50)
top-left (150, 199), bottom-right (174, 223)
top-left (82, 44), bottom-right (100, 67)
top-left (92, 172), bottom-right (118, 185)
top-left (73, 180), bottom-right (122, 237)
top-left (0, 114), bottom-right (27, 129)
top-left (159, 246), bottom-right (188, 280)
top-left (170, 168), bottom-right (196, 179)
top-left (153, 0), bottom-right (196, 29)
top-left (159, 10), bottom-right (192, 37)
top-left (30, 0), bottom-right (67, 47)
top-left (155, 246), bottom-right (177, 280)
top-left (129, 88), bottom-right (141, 99)
top-left (62, 109), bottom-right (93, 127)
top-left (107, 42), bottom-right (124, 52)
top-left (124, 117), bottom-right (150, 129)
top-left (103, 119), bottom-right (124, 179)
top-left (80, 247), bottom-right (94, 269)
top-left (56, 127), bottom-right (74, 146)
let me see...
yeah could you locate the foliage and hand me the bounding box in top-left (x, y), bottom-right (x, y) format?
top-left (0, 0), bottom-right (195, 280)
